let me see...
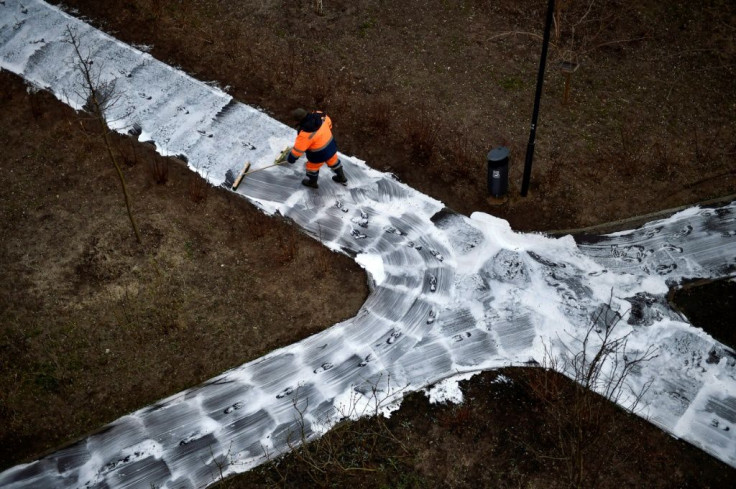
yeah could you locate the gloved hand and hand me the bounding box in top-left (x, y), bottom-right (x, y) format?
top-left (287, 152), bottom-right (297, 164)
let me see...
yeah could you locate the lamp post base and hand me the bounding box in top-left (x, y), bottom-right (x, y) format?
top-left (486, 195), bottom-right (510, 206)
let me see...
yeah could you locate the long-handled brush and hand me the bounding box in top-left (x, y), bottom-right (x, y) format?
top-left (231, 146), bottom-right (292, 191)
top-left (231, 161), bottom-right (252, 190)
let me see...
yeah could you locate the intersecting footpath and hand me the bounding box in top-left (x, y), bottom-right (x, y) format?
top-left (1, 1), bottom-right (735, 488)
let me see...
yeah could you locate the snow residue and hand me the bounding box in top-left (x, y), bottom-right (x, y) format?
top-left (119, 439), bottom-right (164, 460)
top-left (355, 253), bottom-right (386, 285)
top-left (492, 374), bottom-right (512, 385)
top-left (424, 372), bottom-right (478, 404)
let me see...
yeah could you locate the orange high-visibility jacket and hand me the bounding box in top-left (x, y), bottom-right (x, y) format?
top-left (289, 111), bottom-right (337, 164)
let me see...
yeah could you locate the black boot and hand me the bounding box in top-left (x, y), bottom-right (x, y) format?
top-left (301, 173), bottom-right (319, 188)
top-left (331, 166), bottom-right (347, 185)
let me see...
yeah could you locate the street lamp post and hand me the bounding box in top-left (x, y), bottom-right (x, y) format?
top-left (521, 0), bottom-right (556, 197)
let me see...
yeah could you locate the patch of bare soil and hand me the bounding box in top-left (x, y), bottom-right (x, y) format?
top-left (2, 0), bottom-right (735, 486)
top-left (0, 71), bottom-right (367, 468)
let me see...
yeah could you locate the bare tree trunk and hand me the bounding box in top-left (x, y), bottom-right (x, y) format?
top-left (65, 25), bottom-right (142, 244)
top-left (101, 125), bottom-right (142, 244)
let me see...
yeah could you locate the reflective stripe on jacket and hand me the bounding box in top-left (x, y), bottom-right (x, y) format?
top-left (290, 112), bottom-right (338, 163)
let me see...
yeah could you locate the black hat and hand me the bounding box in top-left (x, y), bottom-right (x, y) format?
top-left (291, 108), bottom-right (308, 122)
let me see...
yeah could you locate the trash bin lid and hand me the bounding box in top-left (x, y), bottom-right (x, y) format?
top-left (487, 146), bottom-right (509, 162)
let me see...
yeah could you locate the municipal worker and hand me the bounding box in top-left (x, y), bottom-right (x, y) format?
top-left (287, 108), bottom-right (347, 188)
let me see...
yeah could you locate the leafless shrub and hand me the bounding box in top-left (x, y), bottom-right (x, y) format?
top-left (26, 91), bottom-right (43, 120)
top-left (691, 125), bottom-right (732, 168)
top-left (551, 0), bottom-right (650, 62)
top-left (568, 304), bottom-right (657, 407)
top-left (149, 155), bottom-right (169, 185)
top-left (206, 443), bottom-right (238, 489)
top-left (364, 95), bottom-right (393, 132)
top-left (445, 134), bottom-right (478, 181)
top-left (521, 295), bottom-right (658, 489)
top-left (651, 141), bottom-right (677, 181)
top-left (188, 172), bottom-right (209, 203)
top-left (403, 110), bottom-right (437, 163)
top-left (138, 0), bottom-right (165, 22)
top-left (273, 229), bottom-right (298, 265)
top-left (283, 38), bottom-right (300, 87)
top-left (313, 224), bottom-right (331, 279)
top-left (310, 70), bottom-right (333, 108)
top-left (437, 404), bottom-right (473, 433)
top-left (235, 204), bottom-right (271, 240)
top-left (254, 375), bottom-right (410, 487)
top-left (616, 122), bottom-right (646, 166)
top-left (491, 1), bottom-right (650, 80)
top-left (120, 137), bottom-right (139, 167)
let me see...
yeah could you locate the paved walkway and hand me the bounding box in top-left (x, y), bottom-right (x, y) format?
top-left (1, 1), bottom-right (735, 488)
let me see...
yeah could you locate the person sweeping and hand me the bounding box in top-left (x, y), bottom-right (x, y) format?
top-left (287, 108), bottom-right (348, 188)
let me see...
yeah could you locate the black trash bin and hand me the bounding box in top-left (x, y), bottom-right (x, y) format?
top-left (487, 146), bottom-right (510, 197)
